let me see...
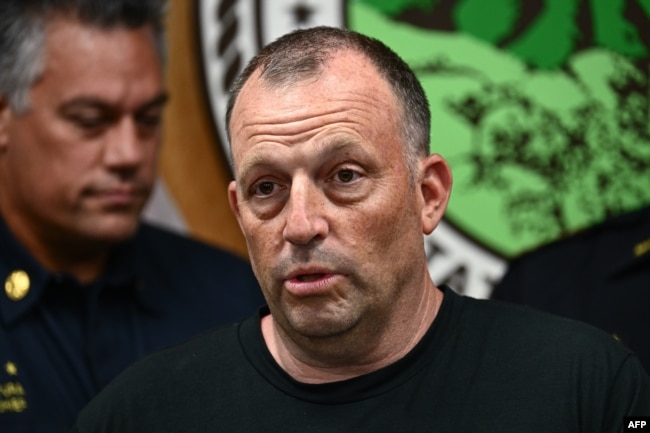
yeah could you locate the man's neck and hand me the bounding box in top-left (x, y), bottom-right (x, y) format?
top-left (2, 212), bottom-right (110, 284)
top-left (262, 282), bottom-right (444, 384)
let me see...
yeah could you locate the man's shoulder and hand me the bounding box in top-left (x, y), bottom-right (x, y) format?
top-left (132, 321), bottom-right (243, 374)
top-left (450, 294), bottom-right (650, 405)
top-left (458, 293), bottom-right (634, 361)
top-left (102, 320), bottom-right (247, 390)
top-left (74, 321), bottom-right (248, 429)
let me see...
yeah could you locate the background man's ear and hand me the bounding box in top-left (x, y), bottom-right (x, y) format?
top-left (0, 97), bottom-right (11, 150)
top-left (227, 180), bottom-right (242, 221)
top-left (420, 154), bottom-right (452, 235)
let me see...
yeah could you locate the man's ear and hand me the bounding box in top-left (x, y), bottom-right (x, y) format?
top-left (419, 153), bottom-right (452, 235)
top-left (227, 180), bottom-right (243, 226)
top-left (0, 97), bottom-right (11, 151)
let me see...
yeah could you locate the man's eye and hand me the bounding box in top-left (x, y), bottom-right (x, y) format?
top-left (136, 112), bottom-right (163, 128)
top-left (334, 169), bottom-right (358, 183)
top-left (255, 181), bottom-right (277, 196)
top-left (71, 116), bottom-right (107, 129)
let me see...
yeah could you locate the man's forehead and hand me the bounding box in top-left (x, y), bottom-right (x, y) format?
top-left (233, 49), bottom-right (384, 115)
top-left (35, 17), bottom-right (163, 106)
top-left (229, 47), bottom-right (397, 154)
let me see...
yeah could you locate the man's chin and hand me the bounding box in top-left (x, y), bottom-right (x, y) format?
top-left (84, 217), bottom-right (142, 245)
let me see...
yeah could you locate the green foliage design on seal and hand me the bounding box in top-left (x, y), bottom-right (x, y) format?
top-left (350, 0), bottom-right (650, 257)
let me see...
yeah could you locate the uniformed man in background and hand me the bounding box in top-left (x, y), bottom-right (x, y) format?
top-left (0, 1), bottom-right (264, 431)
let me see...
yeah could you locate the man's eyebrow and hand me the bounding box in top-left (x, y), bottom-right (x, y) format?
top-left (138, 92), bottom-right (170, 111)
top-left (237, 153), bottom-right (275, 182)
top-left (236, 138), bottom-right (362, 181)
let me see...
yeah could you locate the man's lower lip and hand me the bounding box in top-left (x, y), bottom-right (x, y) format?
top-left (284, 274), bottom-right (338, 296)
top-left (96, 193), bottom-right (139, 205)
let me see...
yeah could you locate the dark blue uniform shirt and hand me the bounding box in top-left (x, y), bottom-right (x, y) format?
top-left (492, 205), bottom-right (650, 374)
top-left (0, 217), bottom-right (265, 432)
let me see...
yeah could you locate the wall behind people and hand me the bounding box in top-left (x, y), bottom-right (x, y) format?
top-left (142, 0), bottom-right (248, 258)
top-left (147, 0), bottom-right (650, 298)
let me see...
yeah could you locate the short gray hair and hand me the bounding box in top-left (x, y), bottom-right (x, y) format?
top-left (0, 0), bottom-right (168, 114)
top-left (225, 26), bottom-right (431, 178)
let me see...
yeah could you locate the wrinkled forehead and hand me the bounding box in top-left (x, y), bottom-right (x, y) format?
top-left (234, 52), bottom-right (394, 116)
top-left (237, 48), bottom-right (390, 103)
top-left (228, 52), bottom-right (403, 175)
top-left (230, 50), bottom-right (397, 136)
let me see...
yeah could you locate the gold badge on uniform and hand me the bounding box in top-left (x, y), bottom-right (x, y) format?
top-left (4, 270), bottom-right (30, 301)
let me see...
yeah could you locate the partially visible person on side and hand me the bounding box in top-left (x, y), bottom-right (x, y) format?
top-left (491, 204), bottom-right (650, 374)
top-left (71, 26), bottom-right (650, 433)
top-left (0, 1), bottom-right (264, 432)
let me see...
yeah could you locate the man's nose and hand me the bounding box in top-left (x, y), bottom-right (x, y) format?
top-left (282, 181), bottom-right (329, 246)
top-left (103, 118), bottom-right (145, 168)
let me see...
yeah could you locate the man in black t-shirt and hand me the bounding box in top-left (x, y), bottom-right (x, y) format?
top-left (72, 26), bottom-right (650, 432)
